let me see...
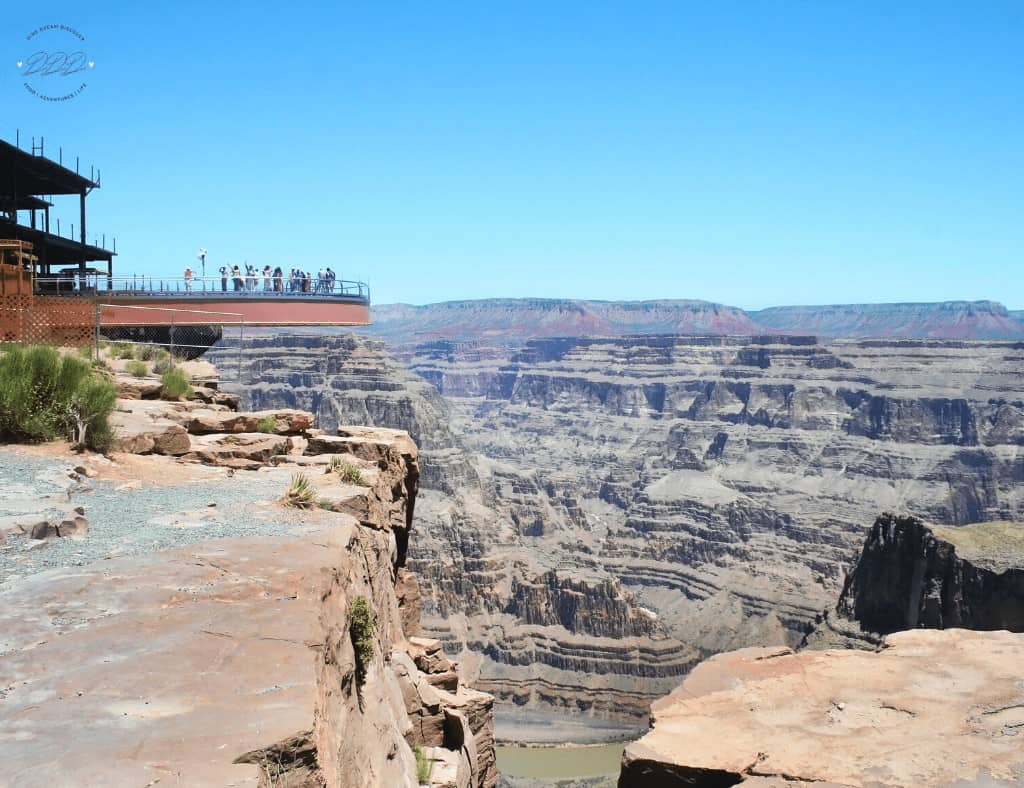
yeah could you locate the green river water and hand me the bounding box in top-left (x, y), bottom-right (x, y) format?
top-left (494, 742), bottom-right (625, 779)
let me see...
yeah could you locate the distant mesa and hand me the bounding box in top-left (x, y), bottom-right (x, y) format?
top-left (751, 299), bottom-right (1024, 340)
top-left (364, 298), bottom-right (1024, 347)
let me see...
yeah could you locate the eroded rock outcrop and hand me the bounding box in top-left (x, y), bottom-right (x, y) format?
top-left (805, 513), bottom-right (1024, 648)
top-left (618, 630), bottom-right (1024, 787)
top-left (238, 426), bottom-right (497, 788)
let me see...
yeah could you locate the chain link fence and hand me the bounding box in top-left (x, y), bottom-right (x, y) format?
top-left (94, 304), bottom-right (245, 383)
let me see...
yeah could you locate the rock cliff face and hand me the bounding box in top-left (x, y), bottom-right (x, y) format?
top-left (804, 514), bottom-right (1024, 647)
top-left (218, 332), bottom-right (1024, 721)
top-left (236, 427), bottom-right (498, 788)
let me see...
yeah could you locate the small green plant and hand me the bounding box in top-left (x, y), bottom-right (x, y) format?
top-left (76, 345), bottom-right (94, 359)
top-left (317, 497), bottom-right (337, 511)
top-left (349, 595), bottom-right (375, 683)
top-left (329, 456), bottom-right (364, 484)
top-left (91, 357), bottom-right (109, 371)
top-left (113, 342), bottom-right (135, 359)
top-left (152, 358), bottom-right (170, 375)
top-left (256, 415), bottom-right (277, 433)
top-left (160, 367), bottom-right (193, 399)
top-left (281, 473), bottom-right (316, 508)
top-left (136, 344), bottom-right (158, 361)
top-left (125, 360), bottom-right (148, 378)
top-left (414, 744), bottom-right (432, 785)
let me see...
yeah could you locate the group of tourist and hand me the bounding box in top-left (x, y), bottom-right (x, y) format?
top-left (192, 265), bottom-right (341, 295)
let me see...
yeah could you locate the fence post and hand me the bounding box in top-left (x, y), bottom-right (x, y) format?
top-left (169, 310), bottom-right (175, 367)
top-left (238, 319), bottom-right (244, 382)
top-left (94, 302), bottom-right (101, 360)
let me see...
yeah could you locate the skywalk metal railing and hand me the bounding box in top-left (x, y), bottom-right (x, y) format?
top-left (33, 274), bottom-right (370, 301)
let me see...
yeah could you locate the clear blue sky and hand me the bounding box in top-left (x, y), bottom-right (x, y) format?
top-left (4, 1), bottom-right (1022, 308)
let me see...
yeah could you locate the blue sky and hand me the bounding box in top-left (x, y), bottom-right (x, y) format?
top-left (3, 1), bottom-right (1022, 308)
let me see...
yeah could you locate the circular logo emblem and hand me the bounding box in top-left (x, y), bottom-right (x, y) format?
top-left (18, 24), bottom-right (95, 102)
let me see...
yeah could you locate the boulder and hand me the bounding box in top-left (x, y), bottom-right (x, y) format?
top-left (191, 386), bottom-right (241, 410)
top-left (114, 375), bottom-right (164, 400)
top-left (183, 409), bottom-right (313, 436)
top-left (108, 410), bottom-right (191, 456)
top-left (184, 433), bottom-right (293, 467)
top-left (409, 637), bottom-right (454, 676)
top-left (30, 522), bottom-right (59, 540)
top-left (57, 516), bottom-right (89, 538)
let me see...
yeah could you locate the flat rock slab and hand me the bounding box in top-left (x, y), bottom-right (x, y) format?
top-left (621, 629), bottom-right (1024, 787)
top-left (0, 524), bottom-right (357, 787)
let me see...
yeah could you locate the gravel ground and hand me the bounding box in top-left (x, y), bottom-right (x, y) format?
top-left (0, 446), bottom-right (318, 590)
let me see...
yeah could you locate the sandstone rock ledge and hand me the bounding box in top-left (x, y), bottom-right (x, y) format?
top-left (618, 629), bottom-right (1024, 787)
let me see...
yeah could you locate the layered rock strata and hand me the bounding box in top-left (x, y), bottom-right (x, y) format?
top-left (214, 332), bottom-right (1024, 720)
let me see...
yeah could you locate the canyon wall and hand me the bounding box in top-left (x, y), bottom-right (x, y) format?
top-left (805, 513), bottom-right (1024, 648)
top-left (213, 332), bottom-right (1024, 720)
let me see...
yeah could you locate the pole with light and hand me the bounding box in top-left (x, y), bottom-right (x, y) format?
top-left (197, 247), bottom-right (207, 291)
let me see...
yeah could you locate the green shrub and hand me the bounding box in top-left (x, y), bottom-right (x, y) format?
top-left (136, 344), bottom-right (158, 361)
top-left (126, 360), bottom-right (148, 378)
top-left (76, 345), bottom-right (94, 359)
top-left (414, 745), bottom-right (432, 785)
top-left (0, 345), bottom-right (116, 451)
top-left (256, 416), bottom-right (277, 433)
top-left (152, 358), bottom-right (170, 375)
top-left (329, 455), bottom-right (364, 484)
top-left (160, 367), bottom-right (193, 399)
top-left (113, 342), bottom-right (134, 359)
top-left (281, 473), bottom-right (316, 508)
top-left (67, 375), bottom-right (117, 451)
top-left (349, 595), bottom-right (375, 683)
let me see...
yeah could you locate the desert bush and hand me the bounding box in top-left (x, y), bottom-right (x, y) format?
top-left (349, 595), bottom-right (375, 683)
top-left (136, 344), bottom-right (158, 361)
top-left (329, 455), bottom-right (364, 484)
top-left (76, 345), bottom-right (94, 359)
top-left (256, 416), bottom-right (277, 433)
top-left (126, 360), bottom-right (148, 378)
top-left (160, 367), bottom-right (193, 399)
top-left (0, 345), bottom-right (116, 451)
top-left (414, 745), bottom-right (432, 785)
top-left (113, 342), bottom-right (134, 359)
top-left (67, 375), bottom-right (117, 451)
top-left (281, 473), bottom-right (316, 508)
